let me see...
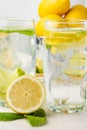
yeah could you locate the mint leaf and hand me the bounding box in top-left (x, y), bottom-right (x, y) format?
top-left (26, 115), bottom-right (47, 127)
top-left (0, 112), bottom-right (24, 121)
top-left (26, 109), bottom-right (47, 127)
top-left (32, 108), bottom-right (46, 117)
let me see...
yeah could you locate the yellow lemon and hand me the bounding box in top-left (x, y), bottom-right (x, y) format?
top-left (65, 4), bottom-right (87, 20)
top-left (6, 76), bottom-right (45, 114)
top-left (36, 14), bottom-right (62, 36)
top-left (38, 0), bottom-right (70, 17)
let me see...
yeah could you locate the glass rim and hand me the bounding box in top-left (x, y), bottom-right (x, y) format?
top-left (0, 17), bottom-right (35, 22)
top-left (45, 19), bottom-right (87, 30)
top-left (0, 17), bottom-right (35, 30)
top-left (45, 19), bottom-right (87, 24)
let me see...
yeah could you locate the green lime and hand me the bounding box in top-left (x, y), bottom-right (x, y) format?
top-left (36, 58), bottom-right (43, 74)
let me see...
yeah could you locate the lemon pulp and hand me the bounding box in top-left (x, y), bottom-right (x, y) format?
top-left (6, 76), bottom-right (45, 114)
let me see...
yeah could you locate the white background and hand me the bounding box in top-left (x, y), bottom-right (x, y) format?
top-left (0, 0), bottom-right (86, 22)
top-left (0, 0), bottom-right (41, 22)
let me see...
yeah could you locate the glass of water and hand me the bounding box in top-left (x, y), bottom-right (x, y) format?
top-left (44, 19), bottom-right (87, 113)
top-left (0, 18), bottom-right (36, 106)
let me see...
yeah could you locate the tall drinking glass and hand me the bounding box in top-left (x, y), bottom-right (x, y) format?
top-left (44, 19), bottom-right (87, 113)
top-left (0, 18), bottom-right (36, 106)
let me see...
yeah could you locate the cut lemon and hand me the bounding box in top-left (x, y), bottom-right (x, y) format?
top-left (64, 68), bottom-right (86, 77)
top-left (64, 53), bottom-right (87, 77)
top-left (45, 30), bottom-right (86, 51)
top-left (6, 76), bottom-right (45, 114)
top-left (69, 53), bottom-right (87, 66)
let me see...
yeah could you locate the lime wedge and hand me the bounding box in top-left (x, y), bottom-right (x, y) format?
top-left (36, 58), bottom-right (43, 74)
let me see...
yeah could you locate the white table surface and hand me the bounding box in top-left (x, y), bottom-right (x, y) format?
top-left (0, 105), bottom-right (87, 130)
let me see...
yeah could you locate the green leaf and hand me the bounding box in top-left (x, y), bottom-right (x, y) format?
top-left (32, 108), bottom-right (46, 117)
top-left (26, 109), bottom-right (47, 127)
top-left (0, 112), bottom-right (24, 121)
top-left (26, 115), bottom-right (47, 127)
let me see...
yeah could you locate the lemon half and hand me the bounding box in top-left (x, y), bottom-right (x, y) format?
top-left (6, 76), bottom-right (45, 114)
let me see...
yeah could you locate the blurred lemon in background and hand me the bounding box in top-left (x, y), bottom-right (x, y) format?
top-left (65, 4), bottom-right (87, 20)
top-left (38, 0), bottom-right (70, 17)
top-left (36, 14), bottom-right (62, 36)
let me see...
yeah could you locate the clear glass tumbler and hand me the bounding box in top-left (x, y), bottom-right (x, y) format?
top-left (44, 19), bottom-right (87, 113)
top-left (0, 18), bottom-right (36, 106)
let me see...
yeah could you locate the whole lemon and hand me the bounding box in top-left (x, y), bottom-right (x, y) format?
top-left (36, 14), bottom-right (62, 36)
top-left (38, 0), bottom-right (70, 17)
top-left (65, 4), bottom-right (87, 20)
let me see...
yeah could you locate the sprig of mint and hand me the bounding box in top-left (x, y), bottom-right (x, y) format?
top-left (0, 112), bottom-right (24, 121)
top-left (0, 109), bottom-right (47, 127)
